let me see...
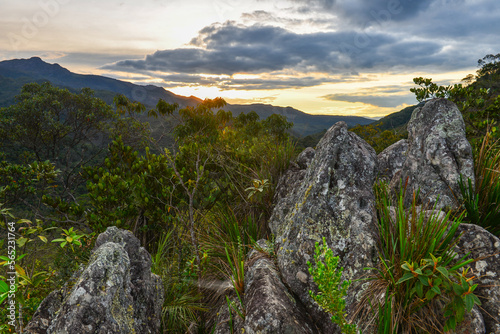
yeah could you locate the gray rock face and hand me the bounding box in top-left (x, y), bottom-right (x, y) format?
top-left (377, 139), bottom-right (408, 181)
top-left (213, 293), bottom-right (244, 334)
top-left (453, 306), bottom-right (485, 334)
top-left (391, 99), bottom-right (474, 210)
top-left (296, 147), bottom-right (316, 169)
top-left (456, 224), bottom-right (500, 334)
top-left (24, 227), bottom-right (163, 334)
top-left (244, 240), bottom-right (319, 334)
top-left (269, 121), bottom-right (379, 333)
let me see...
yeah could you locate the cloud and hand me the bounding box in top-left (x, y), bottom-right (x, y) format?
top-left (322, 85), bottom-right (416, 108)
top-left (150, 72), bottom-right (364, 90)
top-left (102, 0), bottom-right (499, 91)
top-left (289, 0), bottom-right (434, 26)
top-left (106, 20), bottom-right (451, 79)
top-left (225, 96), bottom-right (278, 104)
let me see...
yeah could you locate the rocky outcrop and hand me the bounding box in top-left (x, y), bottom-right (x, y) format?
top-left (390, 99), bottom-right (474, 210)
top-left (268, 121), bottom-right (379, 333)
top-left (244, 240), bottom-right (319, 334)
top-left (377, 139), bottom-right (408, 181)
top-left (456, 224), bottom-right (500, 334)
top-left (24, 227), bottom-right (163, 334)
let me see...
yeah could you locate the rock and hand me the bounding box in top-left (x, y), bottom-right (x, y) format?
top-left (213, 293), bottom-right (244, 334)
top-left (268, 121), bottom-right (379, 333)
top-left (377, 139), bottom-right (408, 181)
top-left (456, 224), bottom-right (500, 334)
top-left (269, 150), bottom-right (311, 234)
top-left (390, 99), bottom-right (474, 210)
top-left (453, 306), bottom-right (486, 334)
top-left (244, 240), bottom-right (319, 334)
top-left (93, 227), bottom-right (164, 334)
top-left (296, 147), bottom-right (315, 169)
top-left (22, 289), bottom-right (65, 333)
top-left (24, 227), bottom-right (163, 334)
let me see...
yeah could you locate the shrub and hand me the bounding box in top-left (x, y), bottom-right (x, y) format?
top-left (308, 237), bottom-right (357, 334)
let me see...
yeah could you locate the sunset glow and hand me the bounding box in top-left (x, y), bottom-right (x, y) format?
top-left (1, 0), bottom-right (498, 117)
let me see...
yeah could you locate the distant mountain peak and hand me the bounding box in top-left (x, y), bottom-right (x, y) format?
top-left (0, 56), bottom-right (375, 136)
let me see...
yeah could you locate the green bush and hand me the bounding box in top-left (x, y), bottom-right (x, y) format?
top-left (307, 237), bottom-right (357, 334)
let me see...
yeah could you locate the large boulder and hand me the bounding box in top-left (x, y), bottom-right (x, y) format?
top-left (244, 240), bottom-right (319, 334)
top-left (456, 224), bottom-right (500, 334)
top-left (390, 99), bottom-right (474, 210)
top-left (24, 227), bottom-right (164, 334)
top-left (268, 121), bottom-right (379, 333)
top-left (377, 139), bottom-right (408, 181)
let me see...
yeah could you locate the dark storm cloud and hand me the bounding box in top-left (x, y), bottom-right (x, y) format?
top-left (106, 21), bottom-right (446, 78)
top-left (104, 0), bottom-right (499, 90)
top-left (290, 0), bottom-right (434, 26)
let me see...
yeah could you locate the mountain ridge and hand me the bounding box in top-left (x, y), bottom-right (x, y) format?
top-left (0, 57), bottom-right (374, 136)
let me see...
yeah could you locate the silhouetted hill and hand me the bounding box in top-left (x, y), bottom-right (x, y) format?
top-left (0, 57), bottom-right (201, 108)
top-left (226, 104), bottom-right (374, 136)
top-left (370, 103), bottom-right (422, 131)
top-left (0, 57), bottom-right (375, 136)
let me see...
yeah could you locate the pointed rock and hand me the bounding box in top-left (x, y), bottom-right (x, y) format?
top-left (244, 240), bottom-right (319, 333)
top-left (391, 98), bottom-right (474, 210)
top-left (24, 227), bottom-right (163, 334)
top-left (269, 121), bottom-right (378, 333)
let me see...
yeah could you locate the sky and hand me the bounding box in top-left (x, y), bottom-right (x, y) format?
top-left (1, 0), bottom-right (499, 118)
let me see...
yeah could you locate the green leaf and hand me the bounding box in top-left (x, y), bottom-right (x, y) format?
top-left (465, 294), bottom-right (475, 312)
top-left (401, 262), bottom-right (411, 271)
top-left (425, 289), bottom-right (436, 300)
top-left (418, 275), bottom-right (429, 286)
top-left (38, 235), bottom-right (48, 243)
top-left (445, 317), bottom-right (457, 331)
top-left (453, 283), bottom-right (465, 295)
top-left (472, 294), bottom-right (482, 306)
top-left (0, 281), bottom-right (8, 293)
top-left (455, 301), bottom-right (465, 322)
top-left (17, 237), bottom-right (28, 247)
top-left (431, 286), bottom-right (441, 295)
top-left (436, 266), bottom-right (448, 278)
top-left (416, 280), bottom-right (424, 298)
top-left (396, 272), bottom-right (414, 284)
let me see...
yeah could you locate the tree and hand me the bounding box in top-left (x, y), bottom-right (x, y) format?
top-left (262, 113), bottom-right (293, 141)
top-left (477, 53), bottom-right (500, 78)
top-left (0, 82), bottom-right (115, 198)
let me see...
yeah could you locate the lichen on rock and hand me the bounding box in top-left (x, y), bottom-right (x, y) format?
top-left (24, 227), bottom-right (163, 334)
top-left (390, 98), bottom-right (474, 210)
top-left (268, 121), bottom-right (379, 333)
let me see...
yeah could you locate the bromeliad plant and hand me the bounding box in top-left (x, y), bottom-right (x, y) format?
top-left (360, 182), bottom-right (481, 333)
